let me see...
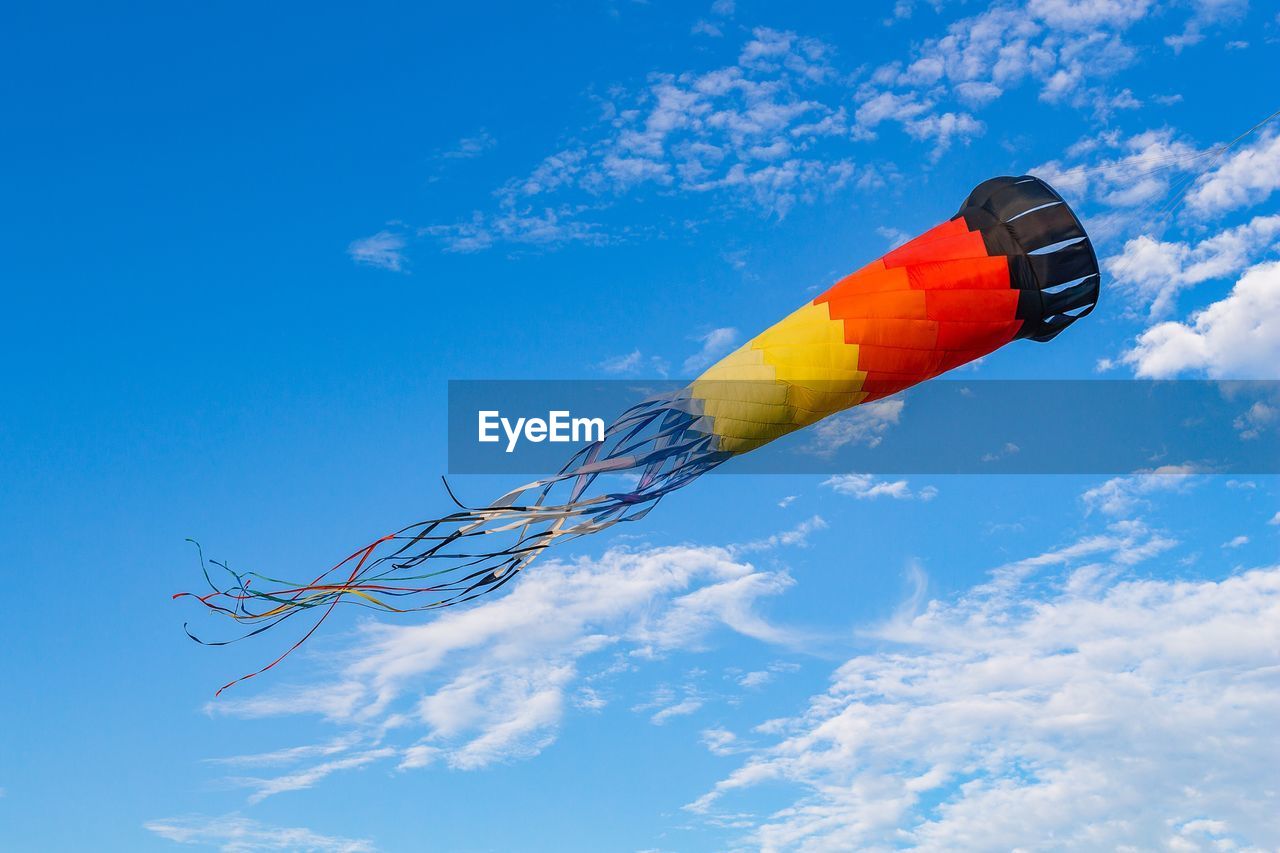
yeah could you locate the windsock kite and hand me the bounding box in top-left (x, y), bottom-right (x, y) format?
top-left (179, 175), bottom-right (1101, 693)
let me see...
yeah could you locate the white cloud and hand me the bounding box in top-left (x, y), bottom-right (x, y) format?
top-left (701, 726), bottom-right (743, 756)
top-left (980, 441), bottom-right (1020, 463)
top-left (1041, 125), bottom-right (1279, 252)
top-left (1034, 128), bottom-right (1206, 233)
top-left (735, 515), bottom-right (828, 554)
top-left (397, 0), bottom-right (1276, 256)
top-left (1080, 465), bottom-right (1199, 517)
top-left (1223, 534), bottom-right (1249, 549)
top-left (599, 349), bottom-right (643, 374)
top-left (691, 19), bottom-right (723, 38)
top-left (1269, 511), bottom-right (1280, 526)
top-left (204, 681), bottom-right (366, 722)
top-left (682, 327), bottom-right (739, 374)
top-left (1058, 126), bottom-right (1280, 380)
top-left (1234, 400), bottom-right (1277, 440)
top-left (440, 130), bottom-right (495, 160)
top-left (232, 748), bottom-right (395, 804)
top-left (346, 231), bottom-right (408, 272)
top-left (822, 473), bottom-right (938, 501)
top-left (573, 685), bottom-right (607, 711)
top-left (145, 815), bottom-right (375, 853)
top-left (418, 6), bottom-right (1248, 251)
top-left (1120, 261), bottom-right (1280, 378)
top-left (1163, 0), bottom-right (1248, 53)
top-left (738, 669), bottom-right (774, 688)
top-left (422, 28), bottom-right (859, 249)
top-left (1025, 0), bottom-right (1154, 31)
top-left (690, 530), bottom-right (1280, 851)
top-left (854, 91), bottom-right (933, 131)
top-left (651, 697), bottom-right (705, 725)
top-left (892, 558), bottom-right (931, 624)
top-left (205, 737), bottom-right (359, 768)
top-left (1185, 127), bottom-right (1280, 218)
top-left (903, 111), bottom-right (984, 160)
top-left (1105, 214), bottom-right (1280, 317)
top-left (1102, 86), bottom-right (1141, 112)
top-left (212, 542), bottom-right (799, 786)
top-left (847, 0), bottom-right (1222, 153)
top-left (875, 226), bottom-right (912, 249)
top-left (422, 202), bottom-right (608, 253)
top-left (802, 398), bottom-right (904, 456)
top-left (634, 682), bottom-right (708, 725)
top-left (598, 349), bottom-right (670, 377)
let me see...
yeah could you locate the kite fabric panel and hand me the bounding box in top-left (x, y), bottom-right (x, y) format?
top-left (177, 175), bottom-right (1100, 693)
top-left (690, 174), bottom-right (1099, 453)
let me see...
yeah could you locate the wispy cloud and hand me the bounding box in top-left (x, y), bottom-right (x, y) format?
top-left (232, 748), bottom-right (396, 804)
top-left (875, 225), bottom-right (912, 249)
top-left (346, 230), bottom-right (408, 272)
top-left (736, 662), bottom-right (799, 690)
top-left (651, 697), bottom-right (704, 724)
top-left (1080, 465), bottom-right (1199, 517)
top-left (701, 726), bottom-right (743, 756)
top-left (733, 514), bottom-right (828, 554)
top-left (1120, 261), bottom-right (1280, 378)
top-left (422, 203), bottom-right (611, 253)
top-left (434, 0), bottom-right (1227, 252)
top-left (395, 5), bottom-right (1245, 257)
top-left (1041, 121), bottom-right (1280, 381)
top-left (440, 130), bottom-right (496, 160)
top-left (691, 19), bottom-right (724, 38)
top-left (638, 682), bottom-right (708, 725)
top-left (801, 398), bottom-right (904, 456)
top-left (1106, 214), bottom-right (1280, 318)
top-left (845, 0), bottom-right (1239, 155)
top-left (1080, 119), bottom-right (1280, 236)
top-left (204, 737), bottom-right (360, 769)
top-left (1035, 128), bottom-right (1208, 240)
top-left (145, 814), bottom-right (375, 853)
top-left (979, 441), bottom-right (1020, 463)
top-left (598, 349), bottom-right (670, 377)
top-left (689, 522), bottom-right (1280, 850)
top-left (681, 327), bottom-right (739, 374)
top-left (599, 349), bottom-right (642, 374)
top-left (1040, 125), bottom-right (1280, 244)
top-left (1184, 125), bottom-right (1280, 217)
top-left (1164, 0), bottom-right (1249, 53)
top-left (209, 533), bottom-right (809, 790)
top-left (1234, 400), bottom-right (1277, 440)
top-left (423, 27), bottom-right (857, 252)
top-left (822, 473), bottom-right (937, 501)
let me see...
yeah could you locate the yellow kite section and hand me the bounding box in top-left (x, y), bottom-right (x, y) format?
top-left (691, 300), bottom-right (868, 454)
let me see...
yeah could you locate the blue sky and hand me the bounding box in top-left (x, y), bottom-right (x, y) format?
top-left (3, 1), bottom-right (1279, 851)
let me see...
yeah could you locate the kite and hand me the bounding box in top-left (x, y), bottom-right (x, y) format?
top-left (178, 175), bottom-right (1100, 693)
